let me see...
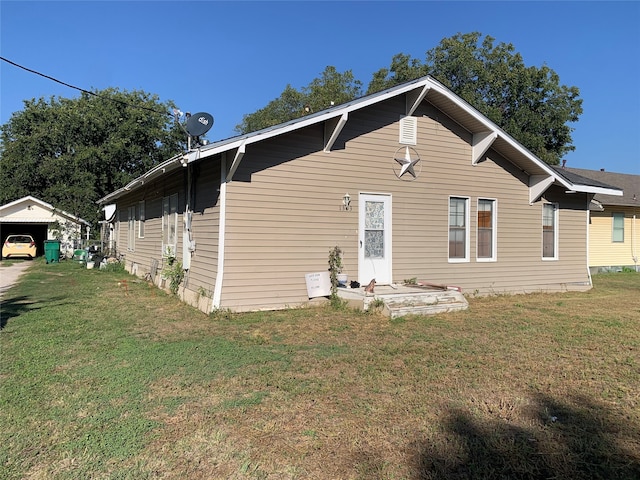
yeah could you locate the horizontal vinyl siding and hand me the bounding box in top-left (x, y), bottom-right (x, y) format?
top-left (220, 98), bottom-right (592, 311)
top-left (590, 207), bottom-right (640, 268)
top-left (112, 165), bottom-right (222, 309)
top-left (116, 174), bottom-right (184, 278)
top-left (183, 163), bottom-right (221, 299)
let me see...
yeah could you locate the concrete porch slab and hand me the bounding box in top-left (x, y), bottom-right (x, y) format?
top-left (337, 283), bottom-right (469, 318)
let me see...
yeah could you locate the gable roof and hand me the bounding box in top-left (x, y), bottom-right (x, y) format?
top-left (554, 167), bottom-right (639, 207)
top-left (98, 75), bottom-right (623, 204)
top-left (0, 195), bottom-right (90, 225)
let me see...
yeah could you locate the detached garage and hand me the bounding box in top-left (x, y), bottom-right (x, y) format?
top-left (0, 196), bottom-right (90, 258)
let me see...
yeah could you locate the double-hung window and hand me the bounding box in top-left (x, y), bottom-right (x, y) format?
top-left (612, 212), bottom-right (624, 242)
top-left (162, 194), bottom-right (178, 256)
top-left (449, 197), bottom-right (469, 261)
top-left (542, 203), bottom-right (558, 259)
top-left (127, 205), bottom-right (136, 251)
top-left (138, 201), bottom-right (145, 238)
top-left (477, 199), bottom-right (496, 261)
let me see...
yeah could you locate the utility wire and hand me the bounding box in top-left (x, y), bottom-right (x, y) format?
top-left (1, 55), bottom-right (173, 117)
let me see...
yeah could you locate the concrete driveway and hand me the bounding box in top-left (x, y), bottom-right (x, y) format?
top-left (0, 261), bottom-right (34, 299)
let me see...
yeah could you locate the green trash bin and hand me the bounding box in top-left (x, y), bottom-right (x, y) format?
top-left (44, 240), bottom-right (61, 264)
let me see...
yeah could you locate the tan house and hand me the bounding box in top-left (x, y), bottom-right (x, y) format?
top-left (98, 76), bottom-right (623, 313)
top-left (554, 167), bottom-right (639, 273)
top-left (0, 195), bottom-right (90, 258)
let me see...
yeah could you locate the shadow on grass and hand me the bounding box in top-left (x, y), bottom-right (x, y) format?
top-left (0, 296), bottom-right (38, 330)
top-left (414, 393), bottom-right (640, 480)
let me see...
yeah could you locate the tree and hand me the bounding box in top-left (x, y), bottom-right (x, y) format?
top-left (367, 32), bottom-right (582, 165)
top-left (235, 66), bottom-right (363, 134)
top-left (0, 88), bottom-right (186, 225)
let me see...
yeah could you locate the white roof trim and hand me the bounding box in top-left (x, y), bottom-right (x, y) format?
top-left (0, 195), bottom-right (90, 225)
top-left (0, 217), bottom-right (56, 223)
top-left (567, 183), bottom-right (623, 196)
top-left (98, 75), bottom-right (623, 204)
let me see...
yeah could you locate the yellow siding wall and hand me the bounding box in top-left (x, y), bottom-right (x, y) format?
top-left (590, 207), bottom-right (640, 270)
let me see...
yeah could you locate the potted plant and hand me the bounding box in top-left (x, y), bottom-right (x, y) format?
top-left (328, 246), bottom-right (348, 292)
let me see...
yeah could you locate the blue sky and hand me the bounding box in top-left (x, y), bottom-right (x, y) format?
top-left (1, 1), bottom-right (639, 174)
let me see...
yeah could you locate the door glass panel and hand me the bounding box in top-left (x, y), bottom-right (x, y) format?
top-left (365, 201), bottom-right (384, 258)
top-left (365, 230), bottom-right (384, 258)
top-left (365, 201), bottom-right (384, 229)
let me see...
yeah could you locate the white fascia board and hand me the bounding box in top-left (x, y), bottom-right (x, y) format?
top-left (0, 217), bottom-right (54, 223)
top-left (53, 209), bottom-right (91, 226)
top-left (569, 184), bottom-right (623, 196)
top-left (428, 80), bottom-right (626, 197)
top-left (97, 155), bottom-right (182, 204)
top-left (427, 80), bottom-right (573, 185)
top-left (0, 195), bottom-right (89, 225)
top-left (0, 195), bottom-right (53, 213)
top-left (98, 79), bottom-right (434, 203)
top-left (100, 75), bottom-right (625, 205)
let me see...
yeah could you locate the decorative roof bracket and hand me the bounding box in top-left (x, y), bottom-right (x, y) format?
top-left (227, 141), bottom-right (246, 181)
top-left (472, 131), bottom-right (498, 165)
top-left (406, 85), bottom-right (430, 116)
top-left (324, 113), bottom-right (348, 152)
top-left (529, 175), bottom-right (555, 204)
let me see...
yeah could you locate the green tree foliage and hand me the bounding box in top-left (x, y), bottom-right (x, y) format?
top-left (235, 66), bottom-right (363, 134)
top-left (0, 88), bottom-right (186, 225)
top-left (368, 32), bottom-right (582, 165)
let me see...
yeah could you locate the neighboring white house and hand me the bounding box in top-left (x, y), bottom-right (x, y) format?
top-left (0, 195), bottom-right (91, 257)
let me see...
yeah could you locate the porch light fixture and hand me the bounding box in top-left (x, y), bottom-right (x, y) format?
top-left (342, 192), bottom-right (351, 211)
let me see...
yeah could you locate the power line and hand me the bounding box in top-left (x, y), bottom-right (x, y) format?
top-left (1, 56), bottom-right (173, 117)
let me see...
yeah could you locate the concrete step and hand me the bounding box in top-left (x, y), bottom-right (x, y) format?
top-left (366, 289), bottom-right (468, 318)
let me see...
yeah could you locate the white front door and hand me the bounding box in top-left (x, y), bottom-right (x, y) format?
top-left (358, 193), bottom-right (392, 285)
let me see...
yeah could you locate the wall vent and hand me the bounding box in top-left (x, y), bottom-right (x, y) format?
top-left (399, 115), bottom-right (417, 145)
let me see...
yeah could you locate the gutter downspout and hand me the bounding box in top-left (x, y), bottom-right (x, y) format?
top-left (633, 210), bottom-right (638, 272)
top-left (212, 153), bottom-right (227, 310)
top-left (586, 199), bottom-right (593, 287)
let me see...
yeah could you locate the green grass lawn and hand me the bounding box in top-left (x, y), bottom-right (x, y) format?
top-left (1, 260), bottom-right (639, 479)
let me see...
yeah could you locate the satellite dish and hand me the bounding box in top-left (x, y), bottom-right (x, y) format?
top-left (185, 112), bottom-right (214, 137)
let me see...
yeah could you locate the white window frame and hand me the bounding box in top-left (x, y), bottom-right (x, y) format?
top-left (127, 205), bottom-right (136, 251)
top-left (542, 203), bottom-right (558, 260)
top-left (138, 201), bottom-right (145, 239)
top-left (612, 212), bottom-right (624, 243)
top-left (448, 196), bottom-right (470, 262)
top-left (162, 193), bottom-right (178, 256)
top-left (476, 198), bottom-right (497, 261)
